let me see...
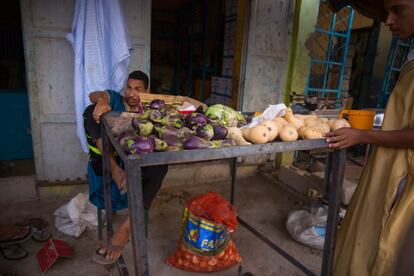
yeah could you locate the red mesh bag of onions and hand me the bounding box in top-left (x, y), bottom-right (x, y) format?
top-left (167, 192), bottom-right (241, 272)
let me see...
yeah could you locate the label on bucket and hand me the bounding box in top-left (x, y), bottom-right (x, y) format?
top-left (181, 208), bottom-right (229, 256)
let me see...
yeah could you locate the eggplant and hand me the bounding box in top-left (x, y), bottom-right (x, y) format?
top-left (177, 127), bottom-right (195, 141)
top-left (154, 125), bottom-right (179, 139)
top-left (149, 99), bottom-right (166, 110)
top-left (167, 114), bottom-right (184, 129)
top-left (117, 129), bottom-right (137, 147)
top-left (183, 136), bottom-right (214, 150)
top-left (163, 134), bottom-right (182, 147)
top-left (149, 110), bottom-right (163, 123)
top-left (131, 118), bottom-right (154, 137)
top-left (185, 112), bottom-right (207, 129)
top-left (123, 136), bottom-right (154, 155)
top-left (212, 124), bottom-right (228, 140)
top-left (196, 124), bottom-right (214, 140)
top-left (148, 135), bottom-right (168, 152)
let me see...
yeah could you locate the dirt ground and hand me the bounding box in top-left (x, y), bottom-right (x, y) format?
top-left (0, 173), bottom-right (327, 276)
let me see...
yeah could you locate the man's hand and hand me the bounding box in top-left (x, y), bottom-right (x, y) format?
top-left (325, 128), bottom-right (364, 149)
top-left (93, 98), bottom-right (111, 123)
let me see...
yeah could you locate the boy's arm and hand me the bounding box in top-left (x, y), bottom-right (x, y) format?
top-left (325, 128), bottom-right (414, 149)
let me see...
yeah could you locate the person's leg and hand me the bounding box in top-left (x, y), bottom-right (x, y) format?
top-left (96, 217), bottom-right (130, 261)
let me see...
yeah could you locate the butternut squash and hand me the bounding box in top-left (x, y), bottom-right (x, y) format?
top-left (284, 108), bottom-right (305, 129)
top-left (331, 119), bottom-right (351, 131)
top-left (227, 127), bottom-right (251, 146)
top-left (294, 114), bottom-right (318, 120)
top-left (279, 124), bottom-right (299, 141)
top-left (259, 120), bottom-right (278, 142)
top-left (304, 117), bottom-right (321, 127)
top-left (303, 128), bottom-right (324, 139)
top-left (242, 125), bottom-right (270, 144)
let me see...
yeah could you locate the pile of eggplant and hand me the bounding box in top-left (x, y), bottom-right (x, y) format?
top-left (116, 100), bottom-right (247, 155)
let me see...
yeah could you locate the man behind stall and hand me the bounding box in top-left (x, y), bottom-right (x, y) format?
top-left (83, 70), bottom-right (168, 263)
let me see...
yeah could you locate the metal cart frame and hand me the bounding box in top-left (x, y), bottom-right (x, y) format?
top-left (101, 112), bottom-right (345, 276)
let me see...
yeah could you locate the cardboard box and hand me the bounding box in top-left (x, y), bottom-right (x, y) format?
top-left (140, 93), bottom-right (208, 111)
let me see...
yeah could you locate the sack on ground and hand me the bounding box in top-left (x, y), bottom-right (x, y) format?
top-left (285, 206), bottom-right (327, 250)
top-left (167, 192), bottom-right (241, 272)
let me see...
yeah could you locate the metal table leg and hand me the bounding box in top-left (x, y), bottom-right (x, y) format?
top-left (125, 159), bottom-right (149, 276)
top-left (321, 149), bottom-right (346, 276)
top-left (230, 157), bottom-right (237, 205)
top-left (102, 122), bottom-right (113, 244)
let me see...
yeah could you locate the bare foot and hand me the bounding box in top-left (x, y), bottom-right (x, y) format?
top-left (98, 230), bottom-right (129, 260)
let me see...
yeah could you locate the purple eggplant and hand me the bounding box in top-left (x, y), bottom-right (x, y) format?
top-left (131, 118), bottom-right (154, 137)
top-left (167, 114), bottom-right (184, 128)
top-left (183, 136), bottom-right (214, 150)
top-left (148, 134), bottom-right (168, 152)
top-left (196, 124), bottom-right (214, 140)
top-left (123, 136), bottom-right (154, 155)
top-left (117, 129), bottom-right (137, 147)
top-left (177, 127), bottom-right (195, 141)
top-left (154, 125), bottom-right (179, 139)
top-left (162, 134), bottom-right (182, 147)
top-left (149, 99), bottom-right (166, 110)
top-left (185, 112), bottom-right (207, 129)
top-left (212, 124), bottom-right (228, 140)
top-left (148, 110), bottom-right (167, 125)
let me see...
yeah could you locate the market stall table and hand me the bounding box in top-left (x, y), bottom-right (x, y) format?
top-left (101, 111), bottom-right (345, 276)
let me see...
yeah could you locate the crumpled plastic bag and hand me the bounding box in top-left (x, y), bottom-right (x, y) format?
top-left (242, 103), bottom-right (287, 129)
top-left (285, 206), bottom-right (327, 250)
top-left (54, 193), bottom-right (99, 237)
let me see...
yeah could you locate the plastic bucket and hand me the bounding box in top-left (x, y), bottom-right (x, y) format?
top-left (339, 109), bottom-right (375, 130)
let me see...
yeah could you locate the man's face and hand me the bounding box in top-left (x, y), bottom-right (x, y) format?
top-left (124, 79), bottom-right (147, 107)
top-left (385, 0), bottom-right (414, 39)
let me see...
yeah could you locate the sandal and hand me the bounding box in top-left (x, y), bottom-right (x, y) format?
top-left (93, 245), bottom-right (125, 265)
top-left (0, 245), bottom-right (28, 260)
top-left (0, 226), bottom-right (32, 246)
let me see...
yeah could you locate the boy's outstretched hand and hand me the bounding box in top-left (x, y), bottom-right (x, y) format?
top-left (325, 128), bottom-right (364, 149)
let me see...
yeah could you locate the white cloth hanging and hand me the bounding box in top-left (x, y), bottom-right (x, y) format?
top-left (67, 0), bottom-right (133, 152)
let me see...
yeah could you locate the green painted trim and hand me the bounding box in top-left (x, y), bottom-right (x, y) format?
top-left (284, 0), bottom-right (320, 102)
top-left (284, 0), bottom-right (302, 105)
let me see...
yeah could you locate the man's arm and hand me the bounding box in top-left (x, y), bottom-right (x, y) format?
top-left (325, 128), bottom-right (414, 149)
top-left (89, 91), bottom-right (111, 123)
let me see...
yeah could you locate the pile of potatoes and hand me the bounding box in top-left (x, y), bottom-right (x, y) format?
top-left (229, 107), bottom-right (351, 145)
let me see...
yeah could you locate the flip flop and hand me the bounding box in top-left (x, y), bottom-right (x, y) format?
top-left (93, 245), bottom-right (125, 265)
top-left (0, 245), bottom-right (28, 260)
top-left (0, 226), bottom-right (32, 246)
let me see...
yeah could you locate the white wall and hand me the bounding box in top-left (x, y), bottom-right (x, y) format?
top-left (20, 0), bottom-right (151, 183)
top-left (241, 0), bottom-right (295, 112)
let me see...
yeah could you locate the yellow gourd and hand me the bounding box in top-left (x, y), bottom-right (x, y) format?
top-left (259, 120), bottom-right (278, 142)
top-left (227, 127), bottom-right (251, 146)
top-left (284, 108), bottom-right (305, 129)
top-left (279, 124), bottom-right (299, 141)
top-left (242, 125), bottom-right (270, 144)
top-left (331, 119), bottom-right (351, 131)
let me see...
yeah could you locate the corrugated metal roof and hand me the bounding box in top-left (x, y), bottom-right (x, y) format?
top-left (328, 0), bottom-right (387, 21)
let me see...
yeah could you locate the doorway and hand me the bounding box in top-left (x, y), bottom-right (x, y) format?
top-left (151, 0), bottom-right (241, 105)
top-left (0, 1), bottom-right (34, 177)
